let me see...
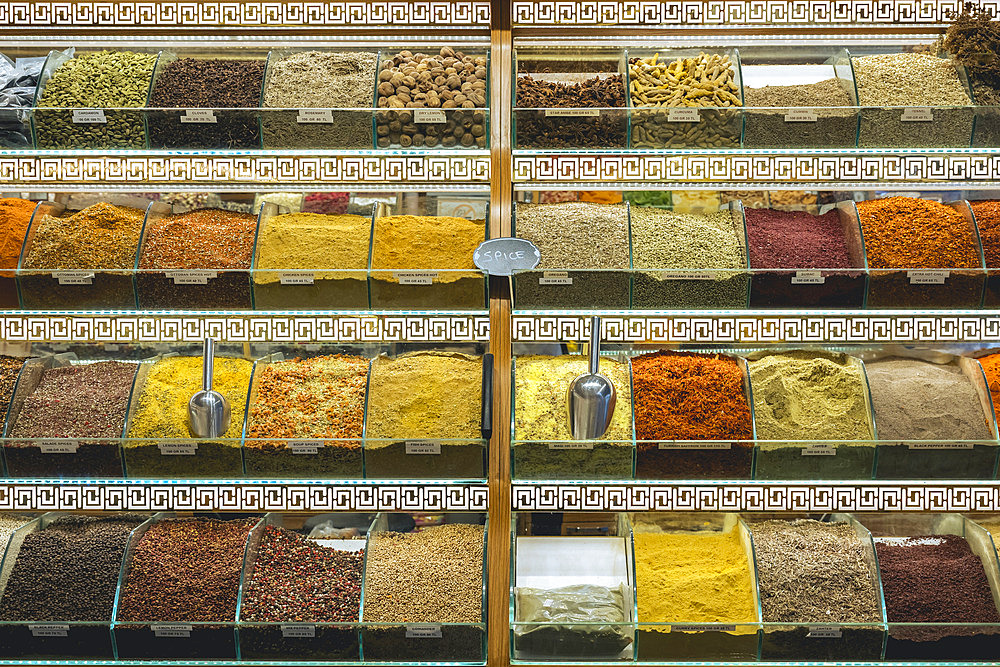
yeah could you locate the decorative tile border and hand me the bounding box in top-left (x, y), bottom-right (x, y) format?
top-left (0, 481), bottom-right (489, 511)
top-left (512, 483), bottom-right (1000, 512)
top-left (512, 152), bottom-right (1000, 183)
top-left (1, 314), bottom-right (491, 342)
top-left (0, 0), bottom-right (490, 27)
top-left (512, 0), bottom-right (994, 26)
top-left (512, 314), bottom-right (1000, 343)
top-left (0, 152), bottom-right (491, 186)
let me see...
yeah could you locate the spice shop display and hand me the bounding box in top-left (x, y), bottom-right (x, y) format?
top-left (365, 352), bottom-right (485, 479)
top-left (261, 50), bottom-right (377, 149)
top-left (971, 199), bottom-right (1000, 305)
top-left (370, 213), bottom-right (486, 310)
top-left (0, 198), bottom-right (35, 308)
top-left (631, 203), bottom-right (749, 309)
top-left (515, 585), bottom-right (631, 660)
top-left (513, 354), bottom-right (633, 480)
top-left (865, 355), bottom-right (997, 479)
top-left (146, 54), bottom-right (265, 149)
top-left (252, 206), bottom-right (370, 310)
top-left (857, 196), bottom-right (984, 308)
top-left (238, 522), bottom-right (364, 660)
top-left (749, 518), bottom-right (884, 661)
top-left (977, 351), bottom-right (1000, 431)
top-left (632, 352), bottom-right (753, 480)
top-left (513, 202), bottom-right (629, 310)
top-left (747, 350), bottom-right (875, 480)
top-left (745, 204), bottom-right (867, 308)
top-left (0, 53), bottom-right (42, 148)
top-left (944, 4), bottom-right (1000, 148)
top-left (0, 355), bottom-right (23, 430)
top-left (3, 358), bottom-right (137, 478)
top-left (244, 354), bottom-right (367, 479)
top-left (376, 47), bottom-right (488, 149)
top-left (33, 49), bottom-right (157, 149)
top-left (18, 200), bottom-right (146, 309)
top-left (628, 50), bottom-right (742, 149)
top-left (114, 517), bottom-right (260, 660)
top-left (514, 49), bottom-right (627, 149)
top-left (0, 514), bottom-right (146, 659)
top-left (362, 520), bottom-right (486, 662)
top-left (853, 51), bottom-right (974, 148)
top-left (136, 205), bottom-right (257, 310)
top-left (124, 355), bottom-right (252, 478)
top-left (633, 516), bottom-right (759, 661)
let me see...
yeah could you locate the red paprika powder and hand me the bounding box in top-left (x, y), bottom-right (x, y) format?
top-left (857, 196), bottom-right (980, 269)
top-left (970, 200), bottom-right (1000, 305)
top-left (0, 197), bottom-right (36, 308)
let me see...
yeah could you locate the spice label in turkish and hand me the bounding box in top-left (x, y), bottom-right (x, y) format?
top-left (413, 109), bottom-right (448, 123)
top-left (792, 270), bottom-right (826, 284)
top-left (394, 271), bottom-right (437, 285)
top-left (907, 270), bottom-right (949, 284)
top-left (296, 109), bottom-right (335, 124)
top-left (901, 107), bottom-right (934, 122)
top-left (405, 624), bottom-right (443, 638)
top-left (659, 271), bottom-right (715, 281)
top-left (152, 624), bottom-right (192, 638)
top-left (907, 441), bottom-right (976, 449)
top-left (658, 441), bottom-right (732, 450)
top-left (405, 440), bottom-right (442, 455)
top-left (38, 439), bottom-right (79, 454)
top-left (72, 109), bottom-right (106, 124)
top-left (539, 271), bottom-right (572, 285)
top-left (158, 441), bottom-right (198, 455)
top-left (180, 109), bottom-right (217, 123)
top-left (549, 441), bottom-right (595, 450)
top-left (802, 443), bottom-right (837, 456)
top-left (52, 271), bottom-right (95, 285)
top-left (279, 272), bottom-right (315, 285)
top-left (671, 624), bottom-right (736, 632)
top-left (104, 343), bottom-right (121, 351)
top-left (784, 109), bottom-right (819, 123)
top-left (807, 626), bottom-right (843, 638)
top-left (281, 624), bottom-right (316, 638)
top-left (29, 624), bottom-right (69, 637)
top-left (288, 439), bottom-right (323, 454)
top-left (544, 109), bottom-right (601, 117)
top-left (667, 108), bottom-right (701, 123)
top-left (166, 270), bottom-right (218, 285)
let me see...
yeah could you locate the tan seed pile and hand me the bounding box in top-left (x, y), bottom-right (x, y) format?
top-left (853, 53), bottom-right (971, 107)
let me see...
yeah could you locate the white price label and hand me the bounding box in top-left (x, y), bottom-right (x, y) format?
top-left (279, 272), bottom-right (315, 285)
top-left (296, 109), bottom-right (334, 124)
top-left (659, 271), bottom-right (715, 281)
top-left (152, 624), bottom-right (193, 638)
top-left (406, 440), bottom-right (442, 455)
top-left (792, 270), bottom-right (826, 285)
top-left (288, 440), bottom-right (323, 455)
top-left (802, 444), bottom-right (837, 456)
top-left (539, 271), bottom-right (572, 285)
top-left (549, 442), bottom-right (594, 450)
top-left (72, 109), bottom-right (106, 123)
top-left (901, 107), bottom-right (933, 122)
top-left (29, 624), bottom-right (69, 637)
top-left (544, 109), bottom-right (600, 117)
top-left (671, 624), bottom-right (736, 633)
top-left (405, 624), bottom-right (442, 639)
top-left (180, 109), bottom-right (217, 123)
top-left (413, 109), bottom-right (448, 123)
top-left (907, 270), bottom-right (949, 284)
top-left (158, 441), bottom-right (198, 456)
top-left (104, 343), bottom-right (121, 352)
top-left (908, 442), bottom-right (976, 450)
top-left (53, 271), bottom-right (95, 285)
top-left (658, 441), bottom-right (732, 450)
top-left (304, 344), bottom-right (322, 352)
top-left (784, 109), bottom-right (819, 123)
top-left (807, 626), bottom-right (843, 638)
top-left (667, 108), bottom-right (701, 123)
top-left (394, 271), bottom-right (437, 285)
top-left (39, 439), bottom-right (79, 454)
top-left (281, 624), bottom-right (316, 638)
top-left (167, 270), bottom-right (217, 285)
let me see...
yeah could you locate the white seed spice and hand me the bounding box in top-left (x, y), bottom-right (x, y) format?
top-left (853, 53), bottom-right (971, 107)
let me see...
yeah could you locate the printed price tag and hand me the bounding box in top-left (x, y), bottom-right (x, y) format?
top-left (152, 624), bottom-right (193, 638)
top-left (50, 343), bottom-right (70, 351)
top-left (279, 272), bottom-right (315, 285)
top-left (158, 441), bottom-right (198, 456)
top-left (901, 107), bottom-right (933, 122)
top-left (807, 626), bottom-right (842, 638)
top-left (405, 624), bottom-right (443, 638)
top-left (29, 624), bottom-right (69, 638)
top-left (281, 624), bottom-right (316, 638)
top-left (167, 270), bottom-right (218, 285)
top-left (667, 108), bottom-right (701, 123)
top-left (802, 444), bottom-right (836, 456)
top-left (72, 109), bottom-right (106, 123)
top-left (658, 441), bottom-right (732, 450)
top-left (908, 442), bottom-right (975, 450)
top-left (304, 344), bottom-right (322, 352)
top-left (39, 439), bottom-right (79, 454)
top-left (539, 271), bottom-right (572, 285)
top-left (406, 440), bottom-right (442, 455)
top-left (394, 271), bottom-right (437, 285)
top-left (907, 270), bottom-right (949, 284)
top-left (544, 109), bottom-right (600, 117)
top-left (671, 624), bottom-right (736, 633)
top-left (549, 442), bottom-right (594, 450)
top-left (792, 270), bottom-right (825, 285)
top-left (659, 271), bottom-right (715, 281)
top-left (413, 109), bottom-right (448, 123)
top-left (784, 109), bottom-right (819, 122)
top-left (296, 109), bottom-right (334, 124)
top-left (103, 343), bottom-right (121, 352)
top-left (180, 109), bottom-right (217, 123)
top-left (52, 271), bottom-right (94, 285)
top-left (288, 440), bottom-right (323, 455)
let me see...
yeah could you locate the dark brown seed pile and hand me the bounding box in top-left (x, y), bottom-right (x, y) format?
top-left (0, 355), bottom-right (24, 426)
top-left (515, 74), bottom-right (627, 149)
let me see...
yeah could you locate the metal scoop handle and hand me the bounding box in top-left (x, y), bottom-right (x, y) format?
top-left (588, 316), bottom-right (599, 375)
top-left (202, 338), bottom-right (214, 392)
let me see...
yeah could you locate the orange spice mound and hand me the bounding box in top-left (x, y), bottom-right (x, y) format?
top-left (857, 196), bottom-right (980, 269)
top-left (971, 200), bottom-right (1000, 268)
top-left (977, 353), bottom-right (1000, 426)
top-left (0, 198), bottom-right (35, 271)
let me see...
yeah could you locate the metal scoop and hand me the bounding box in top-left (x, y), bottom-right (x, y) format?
top-left (567, 316), bottom-right (616, 440)
top-left (187, 338), bottom-right (231, 439)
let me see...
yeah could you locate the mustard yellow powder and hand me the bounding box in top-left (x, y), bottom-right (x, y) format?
top-left (634, 529), bottom-right (758, 627)
top-left (253, 212), bottom-right (370, 285)
top-left (371, 215), bottom-right (483, 283)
